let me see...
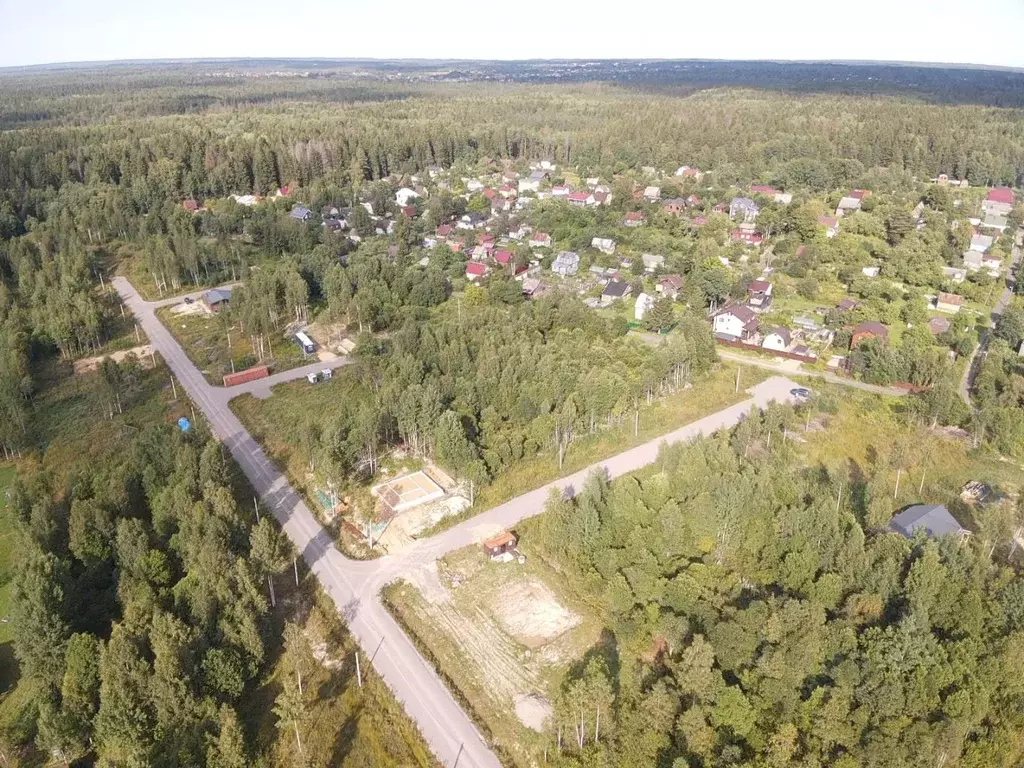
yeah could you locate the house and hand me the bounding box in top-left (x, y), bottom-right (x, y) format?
top-left (675, 165), bottom-right (702, 179)
top-left (662, 198), bottom-right (687, 216)
top-left (436, 224), bottom-right (453, 240)
top-left (851, 321), bottom-right (888, 348)
top-left (963, 250), bottom-right (1002, 274)
top-left (498, 185), bottom-right (517, 200)
top-left (551, 185), bottom-right (571, 198)
top-left (942, 266), bottom-right (967, 283)
top-left (401, 205), bottom-right (417, 219)
top-left (521, 277), bottom-right (543, 298)
top-left (591, 237), bottom-right (616, 255)
top-left (465, 262), bottom-right (488, 281)
top-left (289, 205), bottom-right (312, 221)
top-left (482, 531), bottom-right (518, 560)
top-left (747, 280), bottom-right (773, 312)
top-left (641, 253), bottom-right (665, 272)
top-left (519, 170), bottom-right (548, 193)
top-left (656, 274), bottom-right (683, 299)
top-left (729, 197), bottom-right (760, 222)
top-left (568, 191), bottom-right (594, 207)
top-left (551, 251), bottom-right (580, 277)
top-left (457, 212), bottom-right (487, 230)
top-left (529, 232), bottom-right (552, 249)
top-left (750, 185), bottom-right (792, 204)
top-left (539, 160), bottom-right (556, 170)
top-left (635, 292), bottom-right (655, 321)
top-left (624, 211), bottom-right (645, 227)
top-left (202, 288), bottom-right (232, 313)
top-left (837, 298), bottom-right (859, 312)
top-left (395, 187), bottom-right (420, 207)
top-left (935, 292), bottom-right (963, 314)
top-left (983, 187), bottom-right (1014, 216)
top-left (602, 279), bottom-right (631, 303)
top-left (229, 194), bottom-right (259, 207)
top-left (818, 216), bottom-right (839, 238)
top-left (970, 234), bottom-right (994, 253)
top-left (850, 189), bottom-right (870, 200)
top-left (861, 266), bottom-right (880, 278)
top-left (324, 218), bottom-right (345, 233)
top-left (643, 186), bottom-right (661, 201)
top-left (982, 215), bottom-right (1008, 232)
top-left (182, 198), bottom-right (200, 213)
top-left (731, 229), bottom-right (764, 245)
top-left (762, 327), bottom-right (791, 352)
top-left (494, 249), bottom-right (514, 267)
top-left (928, 316), bottom-right (952, 335)
top-left (889, 504), bottom-right (967, 539)
top-left (466, 179), bottom-right (484, 192)
top-left (713, 305), bottom-right (758, 340)
top-left (836, 196), bottom-right (862, 216)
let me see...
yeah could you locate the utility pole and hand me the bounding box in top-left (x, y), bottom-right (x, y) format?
top-left (293, 557), bottom-right (299, 586)
top-left (453, 744), bottom-right (464, 768)
top-left (735, 366), bottom-right (740, 393)
top-left (134, 323), bottom-right (140, 343)
top-left (894, 467), bottom-right (902, 499)
top-left (170, 377), bottom-right (177, 400)
top-left (918, 469), bottom-right (926, 495)
top-left (253, 497), bottom-right (260, 522)
top-left (355, 650), bottom-right (362, 688)
top-left (836, 482), bottom-right (843, 514)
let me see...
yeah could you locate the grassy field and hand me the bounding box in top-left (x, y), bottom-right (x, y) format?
top-left (156, 304), bottom-right (309, 385)
top-left (384, 543), bottom-right (603, 768)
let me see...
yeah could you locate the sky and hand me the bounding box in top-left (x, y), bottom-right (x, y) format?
top-left (1, 0), bottom-right (1022, 69)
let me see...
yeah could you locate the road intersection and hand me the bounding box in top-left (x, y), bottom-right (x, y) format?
top-left (114, 276), bottom-right (800, 767)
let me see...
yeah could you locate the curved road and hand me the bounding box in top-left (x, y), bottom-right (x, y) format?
top-left (114, 276), bottom-right (800, 767)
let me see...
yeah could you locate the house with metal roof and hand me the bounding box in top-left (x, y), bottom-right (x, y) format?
top-left (889, 504), bottom-right (968, 539)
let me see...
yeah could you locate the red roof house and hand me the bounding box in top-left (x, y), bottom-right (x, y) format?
top-left (494, 249), bottom-right (513, 265)
top-left (183, 198), bottom-right (200, 213)
top-left (987, 187), bottom-right (1014, 204)
top-left (466, 262), bottom-right (488, 279)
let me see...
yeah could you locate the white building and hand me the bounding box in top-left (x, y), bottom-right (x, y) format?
top-left (591, 237), bottom-right (616, 255)
top-left (395, 187), bottom-right (420, 207)
top-left (635, 292), bottom-right (655, 321)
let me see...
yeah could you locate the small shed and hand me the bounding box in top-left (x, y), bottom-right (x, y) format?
top-left (889, 504), bottom-right (967, 539)
top-left (483, 531), bottom-right (518, 559)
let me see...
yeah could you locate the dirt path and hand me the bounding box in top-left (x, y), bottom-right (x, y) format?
top-left (73, 345), bottom-right (153, 374)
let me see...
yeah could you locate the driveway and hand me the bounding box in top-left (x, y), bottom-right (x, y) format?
top-left (114, 276), bottom-right (802, 767)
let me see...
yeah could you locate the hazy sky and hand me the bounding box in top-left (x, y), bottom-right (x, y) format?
top-left (1, 0), bottom-right (1022, 69)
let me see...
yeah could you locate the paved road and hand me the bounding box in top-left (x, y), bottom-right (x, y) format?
top-left (114, 276), bottom-right (801, 768)
top-left (959, 232), bottom-right (1022, 406)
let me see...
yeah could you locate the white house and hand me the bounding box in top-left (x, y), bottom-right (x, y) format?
top-left (713, 305), bottom-right (758, 340)
top-left (942, 266), bottom-right (967, 283)
top-left (395, 187), bottom-right (420, 207)
top-left (836, 197), bottom-right (862, 216)
top-left (643, 186), bottom-right (661, 201)
top-left (552, 251), bottom-right (580, 277)
top-left (641, 253), bottom-right (665, 272)
top-left (762, 327), bottom-right (791, 352)
top-left (935, 292), bottom-right (964, 314)
top-left (591, 237), bottom-right (616, 255)
top-left (529, 232), bottom-right (552, 248)
top-left (635, 292), bottom-right (655, 321)
top-left (970, 234), bottom-right (994, 253)
top-left (862, 266), bottom-right (880, 278)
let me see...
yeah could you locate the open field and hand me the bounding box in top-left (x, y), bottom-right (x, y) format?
top-left (156, 304), bottom-right (309, 385)
top-left (384, 543), bottom-right (603, 768)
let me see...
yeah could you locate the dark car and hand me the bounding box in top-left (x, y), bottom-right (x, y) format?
top-left (183, 296), bottom-right (194, 304)
top-left (790, 387), bottom-right (811, 399)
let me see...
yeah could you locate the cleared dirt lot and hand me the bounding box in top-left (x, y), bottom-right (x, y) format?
top-left (386, 543), bottom-right (600, 766)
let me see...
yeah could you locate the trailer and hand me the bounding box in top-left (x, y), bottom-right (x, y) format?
top-left (295, 330), bottom-right (316, 354)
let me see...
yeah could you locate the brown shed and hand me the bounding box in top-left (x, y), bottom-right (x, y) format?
top-left (482, 531), bottom-right (518, 559)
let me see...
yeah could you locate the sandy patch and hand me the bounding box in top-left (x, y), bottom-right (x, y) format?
top-left (514, 694), bottom-right (553, 732)
top-left (74, 345), bottom-right (154, 374)
top-left (317, 349), bottom-right (339, 362)
top-left (489, 580), bottom-right (580, 649)
top-left (405, 561), bottom-right (451, 605)
top-left (170, 301), bottom-right (208, 317)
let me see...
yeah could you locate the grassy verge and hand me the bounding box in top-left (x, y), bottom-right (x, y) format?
top-left (382, 543), bottom-right (603, 768)
top-left (156, 305), bottom-right (308, 385)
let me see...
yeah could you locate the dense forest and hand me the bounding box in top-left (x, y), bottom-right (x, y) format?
top-left (530, 407), bottom-right (1024, 768)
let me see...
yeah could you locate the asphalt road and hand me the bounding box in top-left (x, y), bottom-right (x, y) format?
top-left (114, 276), bottom-right (801, 768)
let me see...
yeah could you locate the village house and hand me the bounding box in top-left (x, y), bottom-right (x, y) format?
top-left (762, 327), bottom-right (791, 352)
top-left (675, 165), bottom-right (703, 179)
top-left (983, 187), bottom-right (1014, 217)
top-left (601, 279), bottom-right (632, 304)
top-left (529, 232), bottom-right (552, 248)
top-left (982, 214), bottom-right (1008, 232)
top-left (656, 274), bottom-right (683, 300)
top-left (551, 251), bottom-right (580, 277)
top-left (750, 185), bottom-right (793, 204)
top-left (567, 191), bottom-right (595, 207)
top-left (624, 211), bottom-right (645, 227)
top-left (818, 216), bottom-right (839, 238)
top-left (747, 279), bottom-right (773, 312)
top-left (518, 170), bottom-right (548, 193)
top-left (713, 305), bottom-right (758, 341)
top-left (457, 212), bottom-right (487, 230)
top-left (466, 179), bottom-right (485, 192)
top-left (635, 292), bottom-right (655, 321)
top-left (229, 194), bottom-right (259, 207)
top-left (465, 262), bottom-right (488, 281)
top-left (837, 298), bottom-right (859, 313)
top-left (289, 205), bottom-right (312, 221)
top-left (935, 292), bottom-right (964, 314)
top-left (591, 237), bottom-right (616, 255)
top-left (641, 253), bottom-right (665, 272)
top-left (551, 185), bottom-right (571, 198)
top-left (836, 196), bottom-right (862, 216)
top-left (521, 277), bottom-right (543, 298)
top-left (889, 504), bottom-right (967, 539)
top-left (928, 316), bottom-right (952, 335)
top-left (202, 288), bottom-right (232, 313)
top-left (851, 321), bottom-right (888, 348)
top-left (970, 234), bottom-right (994, 253)
top-left (729, 197), bottom-right (760, 222)
top-left (395, 187), bottom-right (419, 207)
top-left (862, 266), bottom-right (880, 278)
top-left (662, 198), bottom-right (687, 216)
top-left (643, 186), bottom-right (661, 201)
top-left (731, 229), bottom-right (764, 245)
top-left (942, 266), bottom-right (967, 283)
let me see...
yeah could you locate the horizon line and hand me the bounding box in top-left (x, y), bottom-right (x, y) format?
top-left (2, 55), bottom-right (1023, 75)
